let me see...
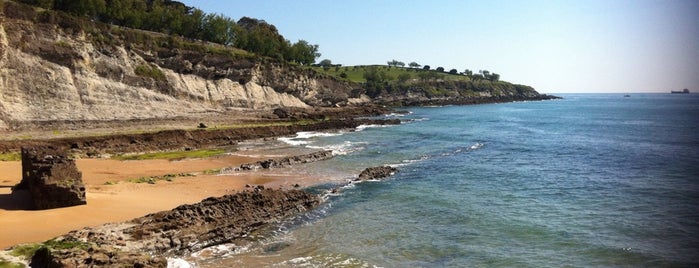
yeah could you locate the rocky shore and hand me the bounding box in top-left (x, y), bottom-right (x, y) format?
top-left (9, 166), bottom-right (398, 267)
top-left (0, 118), bottom-right (401, 156)
top-left (27, 188), bottom-right (320, 267)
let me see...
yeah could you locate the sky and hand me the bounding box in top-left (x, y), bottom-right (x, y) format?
top-left (179, 0), bottom-right (699, 93)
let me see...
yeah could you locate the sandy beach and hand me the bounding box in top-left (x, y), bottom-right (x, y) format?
top-left (0, 151), bottom-right (329, 249)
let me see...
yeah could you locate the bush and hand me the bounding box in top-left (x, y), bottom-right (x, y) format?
top-left (134, 64), bottom-right (166, 81)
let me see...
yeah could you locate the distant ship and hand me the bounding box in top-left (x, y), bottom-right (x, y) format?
top-left (671, 88), bottom-right (690, 94)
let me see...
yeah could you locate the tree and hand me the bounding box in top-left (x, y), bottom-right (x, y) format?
top-left (396, 61), bottom-right (405, 68)
top-left (318, 59), bottom-right (333, 67)
top-left (436, 67), bottom-right (445, 72)
top-left (489, 73), bottom-right (500, 81)
top-left (363, 67), bottom-right (392, 97)
top-left (54, 0), bottom-right (105, 18)
top-left (201, 13), bottom-right (234, 45)
top-left (408, 62), bottom-right (420, 68)
top-left (423, 65), bottom-right (430, 70)
top-left (288, 40), bottom-right (320, 65)
top-left (463, 69), bottom-right (473, 77)
top-left (449, 69), bottom-right (458, 74)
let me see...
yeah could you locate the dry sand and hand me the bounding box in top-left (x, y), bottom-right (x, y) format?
top-left (0, 153), bottom-right (330, 249)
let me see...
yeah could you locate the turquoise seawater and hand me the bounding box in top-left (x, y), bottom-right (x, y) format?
top-left (196, 94), bottom-right (699, 267)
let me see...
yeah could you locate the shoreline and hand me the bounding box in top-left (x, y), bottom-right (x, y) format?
top-left (0, 151), bottom-right (334, 250)
top-left (1, 115), bottom-right (402, 251)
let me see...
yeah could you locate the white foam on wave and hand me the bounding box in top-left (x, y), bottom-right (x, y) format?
top-left (190, 242), bottom-right (253, 261)
top-left (167, 258), bottom-right (194, 268)
top-left (308, 141), bottom-right (367, 156)
top-left (390, 155), bottom-right (430, 168)
top-left (278, 131), bottom-right (344, 146)
top-left (286, 256), bottom-right (314, 264)
top-left (404, 117), bottom-right (429, 123)
top-left (385, 111), bottom-right (411, 117)
top-left (356, 124), bottom-right (394, 131)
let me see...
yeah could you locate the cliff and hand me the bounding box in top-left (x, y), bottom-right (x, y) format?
top-left (0, 3), bottom-right (364, 130)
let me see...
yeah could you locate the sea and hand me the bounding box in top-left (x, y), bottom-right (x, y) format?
top-left (183, 93), bottom-right (699, 267)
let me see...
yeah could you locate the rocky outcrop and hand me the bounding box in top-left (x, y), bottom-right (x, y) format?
top-left (356, 166), bottom-right (398, 181)
top-left (0, 118), bottom-right (401, 156)
top-left (14, 146), bottom-right (86, 210)
top-left (230, 150), bottom-right (334, 171)
top-left (27, 188), bottom-right (320, 267)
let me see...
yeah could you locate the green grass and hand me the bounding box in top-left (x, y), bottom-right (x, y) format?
top-left (202, 168), bottom-right (221, 175)
top-left (210, 119), bottom-right (323, 131)
top-left (9, 244), bottom-right (41, 260)
top-left (310, 65), bottom-right (471, 83)
top-left (9, 238), bottom-right (89, 262)
top-left (127, 173), bottom-right (194, 184)
top-left (134, 64), bottom-right (166, 81)
top-left (114, 148), bottom-right (225, 161)
top-left (0, 152), bottom-right (21, 161)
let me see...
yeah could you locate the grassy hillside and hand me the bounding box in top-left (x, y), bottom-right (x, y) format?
top-left (309, 65), bottom-right (539, 101)
top-left (310, 65), bottom-right (470, 83)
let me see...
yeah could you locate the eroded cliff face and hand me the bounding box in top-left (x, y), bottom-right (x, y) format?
top-left (0, 16), bottom-right (361, 130)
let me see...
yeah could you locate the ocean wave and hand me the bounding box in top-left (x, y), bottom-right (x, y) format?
top-left (355, 124), bottom-right (393, 131)
top-left (390, 155), bottom-right (431, 168)
top-left (470, 142), bottom-right (484, 150)
top-left (278, 131), bottom-right (344, 146)
top-left (392, 143), bottom-right (483, 167)
top-left (384, 111), bottom-right (412, 117)
top-left (167, 258), bottom-right (194, 268)
top-left (403, 117), bottom-right (429, 123)
top-left (307, 141), bottom-right (367, 156)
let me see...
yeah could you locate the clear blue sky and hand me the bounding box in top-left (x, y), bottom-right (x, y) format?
top-left (180, 0), bottom-right (698, 93)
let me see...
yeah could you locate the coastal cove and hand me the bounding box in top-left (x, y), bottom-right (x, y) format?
top-left (188, 94), bottom-right (698, 267)
top-left (1, 0), bottom-right (696, 266)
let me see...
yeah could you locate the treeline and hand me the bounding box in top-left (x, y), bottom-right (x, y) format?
top-left (387, 59), bottom-right (500, 82)
top-left (15, 0), bottom-right (320, 64)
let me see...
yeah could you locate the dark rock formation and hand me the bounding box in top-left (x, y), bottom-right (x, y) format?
top-left (14, 146), bottom-right (86, 209)
top-left (0, 118), bottom-right (401, 157)
top-left (29, 244), bottom-right (165, 268)
top-left (231, 150), bottom-right (334, 171)
top-left (32, 189), bottom-right (320, 266)
top-left (356, 166), bottom-right (398, 181)
top-left (273, 108), bottom-right (290, 119)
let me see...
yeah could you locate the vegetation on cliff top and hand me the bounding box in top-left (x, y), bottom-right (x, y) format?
top-left (312, 65), bottom-right (538, 99)
top-left (12, 0), bottom-right (320, 65)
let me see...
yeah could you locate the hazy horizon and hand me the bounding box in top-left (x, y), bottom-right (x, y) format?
top-left (181, 0), bottom-right (699, 94)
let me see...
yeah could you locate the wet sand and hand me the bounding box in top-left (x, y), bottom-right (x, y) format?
top-left (0, 152), bottom-right (327, 249)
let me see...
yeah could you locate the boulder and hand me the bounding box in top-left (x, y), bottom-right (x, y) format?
top-left (356, 166), bottom-right (398, 181)
top-left (227, 150), bottom-right (334, 171)
top-left (15, 146), bottom-right (86, 209)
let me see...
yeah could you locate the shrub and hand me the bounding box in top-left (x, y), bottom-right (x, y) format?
top-left (134, 64), bottom-right (166, 81)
